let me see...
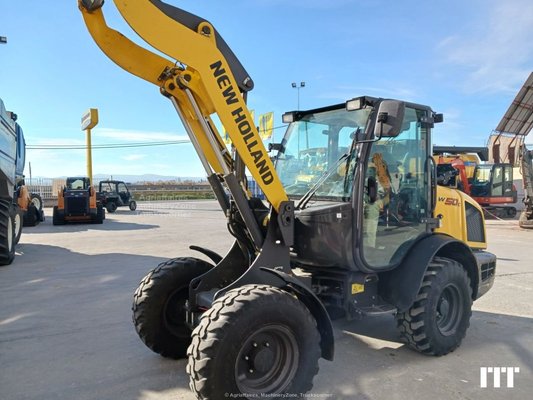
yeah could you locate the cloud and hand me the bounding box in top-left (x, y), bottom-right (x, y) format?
top-left (93, 128), bottom-right (189, 142)
top-left (438, 0), bottom-right (533, 94)
top-left (122, 154), bottom-right (146, 162)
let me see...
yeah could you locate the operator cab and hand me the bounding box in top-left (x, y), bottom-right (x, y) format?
top-left (470, 164), bottom-right (516, 203)
top-left (275, 97), bottom-right (441, 272)
top-left (66, 177), bottom-right (91, 191)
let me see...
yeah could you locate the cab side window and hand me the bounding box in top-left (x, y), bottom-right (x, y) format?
top-left (362, 107), bottom-right (430, 269)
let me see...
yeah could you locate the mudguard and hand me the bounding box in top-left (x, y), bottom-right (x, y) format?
top-left (379, 233), bottom-right (479, 312)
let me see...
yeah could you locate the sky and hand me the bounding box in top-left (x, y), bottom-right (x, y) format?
top-left (1, 0), bottom-right (532, 179)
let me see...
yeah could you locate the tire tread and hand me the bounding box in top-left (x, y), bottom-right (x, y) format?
top-left (187, 284), bottom-right (320, 399)
top-left (395, 257), bottom-right (472, 356)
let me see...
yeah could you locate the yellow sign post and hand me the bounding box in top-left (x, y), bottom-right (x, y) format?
top-left (81, 108), bottom-right (99, 184)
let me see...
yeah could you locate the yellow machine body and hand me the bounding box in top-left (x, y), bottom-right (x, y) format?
top-left (434, 186), bottom-right (487, 250)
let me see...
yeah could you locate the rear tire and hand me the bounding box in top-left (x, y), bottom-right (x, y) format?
top-left (396, 257), bottom-right (472, 356)
top-left (129, 200), bottom-right (137, 211)
top-left (0, 200), bottom-right (15, 266)
top-left (187, 285), bottom-right (321, 399)
top-left (106, 202), bottom-right (117, 213)
top-left (22, 204), bottom-right (39, 227)
top-left (132, 257), bottom-right (213, 359)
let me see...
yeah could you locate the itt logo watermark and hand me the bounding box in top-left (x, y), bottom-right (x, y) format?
top-left (480, 367), bottom-right (520, 388)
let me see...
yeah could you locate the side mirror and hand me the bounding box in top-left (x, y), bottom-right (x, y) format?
top-left (374, 100), bottom-right (405, 138)
top-left (268, 143), bottom-right (284, 152)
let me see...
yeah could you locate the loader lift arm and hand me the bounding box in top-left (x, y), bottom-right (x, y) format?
top-left (79, 0), bottom-right (335, 374)
top-left (79, 0), bottom-right (292, 249)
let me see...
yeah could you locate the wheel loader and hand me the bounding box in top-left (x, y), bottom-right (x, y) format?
top-left (79, 1), bottom-right (497, 398)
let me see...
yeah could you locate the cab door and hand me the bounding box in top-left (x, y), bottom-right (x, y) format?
top-left (490, 164), bottom-right (516, 202)
top-left (117, 182), bottom-right (130, 205)
top-left (360, 106), bottom-right (432, 269)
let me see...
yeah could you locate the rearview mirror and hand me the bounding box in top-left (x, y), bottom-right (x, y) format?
top-left (374, 100), bottom-right (405, 138)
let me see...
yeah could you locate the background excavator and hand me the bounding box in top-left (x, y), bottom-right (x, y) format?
top-left (485, 72), bottom-right (533, 227)
top-left (434, 146), bottom-right (518, 218)
top-left (79, 1), bottom-right (497, 398)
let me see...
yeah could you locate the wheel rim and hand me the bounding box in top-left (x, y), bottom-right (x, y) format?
top-left (32, 197), bottom-right (41, 210)
top-left (14, 213), bottom-right (21, 237)
top-left (163, 286), bottom-right (190, 338)
top-left (235, 325), bottom-right (299, 394)
top-left (7, 215), bottom-right (13, 251)
top-left (436, 284), bottom-right (463, 336)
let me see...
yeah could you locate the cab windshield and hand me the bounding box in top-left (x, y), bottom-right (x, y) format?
top-left (275, 107), bottom-right (371, 200)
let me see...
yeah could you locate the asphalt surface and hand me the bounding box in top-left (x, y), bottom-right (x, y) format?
top-left (1, 201), bottom-right (532, 400)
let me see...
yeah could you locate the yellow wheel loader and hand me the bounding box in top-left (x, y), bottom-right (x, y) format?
top-left (79, 1), bottom-right (497, 398)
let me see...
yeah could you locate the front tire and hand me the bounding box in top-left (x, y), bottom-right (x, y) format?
top-left (187, 285), bottom-right (321, 398)
top-left (396, 257), bottom-right (472, 356)
top-left (94, 206), bottom-right (105, 224)
top-left (132, 257), bottom-right (213, 359)
top-left (52, 206), bottom-right (65, 226)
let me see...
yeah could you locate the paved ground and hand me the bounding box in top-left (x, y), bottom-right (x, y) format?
top-left (1, 201), bottom-right (532, 400)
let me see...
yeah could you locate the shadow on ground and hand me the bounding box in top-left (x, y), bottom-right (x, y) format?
top-left (0, 244), bottom-right (189, 400)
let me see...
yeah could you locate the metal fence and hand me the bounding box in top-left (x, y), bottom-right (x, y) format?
top-left (25, 178), bottom-right (61, 200)
top-left (23, 177), bottom-right (266, 202)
